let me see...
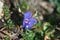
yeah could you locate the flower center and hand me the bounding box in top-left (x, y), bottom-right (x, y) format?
top-left (26, 25), bottom-right (28, 28)
top-left (24, 19), bottom-right (29, 23)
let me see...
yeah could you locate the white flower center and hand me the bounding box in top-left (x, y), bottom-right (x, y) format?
top-left (25, 19), bottom-right (29, 23)
top-left (26, 25), bottom-right (28, 28)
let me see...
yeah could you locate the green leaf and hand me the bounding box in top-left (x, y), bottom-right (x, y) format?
top-left (45, 24), bottom-right (55, 36)
top-left (57, 6), bottom-right (60, 13)
top-left (3, 5), bottom-right (10, 20)
top-left (6, 19), bottom-right (15, 29)
top-left (23, 30), bottom-right (35, 40)
top-left (49, 0), bottom-right (58, 4)
top-left (19, 2), bottom-right (29, 12)
top-left (34, 21), bottom-right (42, 28)
top-left (5, 36), bottom-right (10, 40)
top-left (43, 22), bottom-right (51, 31)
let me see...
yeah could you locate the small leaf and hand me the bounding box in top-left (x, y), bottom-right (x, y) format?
top-left (35, 21), bottom-right (42, 28)
top-left (5, 36), bottom-right (10, 40)
top-left (23, 30), bottom-right (35, 40)
top-left (43, 22), bottom-right (51, 31)
top-left (19, 2), bottom-right (29, 12)
top-left (57, 6), bottom-right (60, 13)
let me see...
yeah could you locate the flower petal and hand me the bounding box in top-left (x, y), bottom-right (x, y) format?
top-left (24, 11), bottom-right (32, 19)
top-left (29, 18), bottom-right (37, 25)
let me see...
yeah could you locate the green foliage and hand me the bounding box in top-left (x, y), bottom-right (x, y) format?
top-left (49, 0), bottom-right (58, 4)
top-left (6, 19), bottom-right (15, 29)
top-left (42, 22), bottom-right (55, 36)
top-left (43, 22), bottom-right (51, 31)
top-left (18, 2), bottom-right (29, 12)
top-left (49, 0), bottom-right (60, 13)
top-left (3, 5), bottom-right (10, 20)
top-left (23, 30), bottom-right (35, 40)
top-left (43, 22), bottom-right (55, 37)
top-left (3, 5), bottom-right (15, 29)
top-left (35, 21), bottom-right (42, 28)
top-left (57, 5), bottom-right (60, 13)
top-left (5, 36), bottom-right (10, 40)
top-left (33, 22), bottom-right (55, 40)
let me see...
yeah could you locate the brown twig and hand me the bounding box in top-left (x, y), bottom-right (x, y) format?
top-left (44, 35), bottom-right (50, 40)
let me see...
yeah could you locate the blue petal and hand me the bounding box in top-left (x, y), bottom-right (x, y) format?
top-left (24, 11), bottom-right (32, 19)
top-left (29, 18), bottom-right (37, 25)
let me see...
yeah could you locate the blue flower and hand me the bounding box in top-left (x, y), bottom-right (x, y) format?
top-left (23, 11), bottom-right (37, 30)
